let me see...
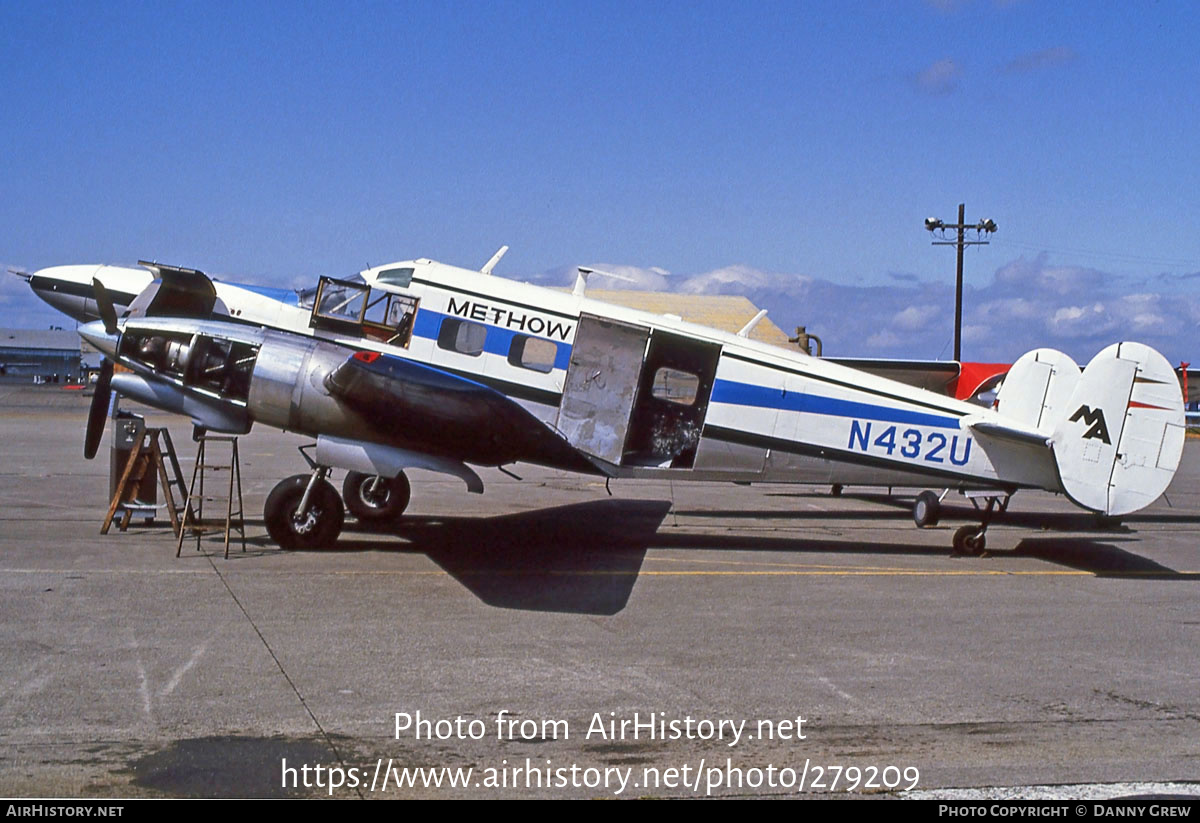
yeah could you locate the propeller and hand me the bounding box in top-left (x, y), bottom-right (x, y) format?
top-left (84, 359), bottom-right (113, 459)
top-left (92, 277), bottom-right (118, 334)
top-left (84, 277), bottom-right (119, 459)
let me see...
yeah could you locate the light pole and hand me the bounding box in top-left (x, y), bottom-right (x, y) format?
top-left (924, 204), bottom-right (997, 362)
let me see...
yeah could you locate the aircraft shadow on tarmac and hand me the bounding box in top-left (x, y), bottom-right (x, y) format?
top-left (1007, 538), bottom-right (1199, 578)
top-left (244, 498), bottom-right (672, 615)
top-left (756, 491), bottom-right (1200, 527)
top-left (232, 496), bottom-right (1198, 615)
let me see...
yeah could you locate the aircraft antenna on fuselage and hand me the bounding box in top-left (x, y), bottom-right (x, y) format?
top-left (737, 309), bottom-right (769, 338)
top-left (481, 245), bottom-right (509, 275)
top-left (573, 265), bottom-right (637, 297)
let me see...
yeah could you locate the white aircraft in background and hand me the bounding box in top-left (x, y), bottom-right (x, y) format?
top-left (13, 251), bottom-right (1186, 554)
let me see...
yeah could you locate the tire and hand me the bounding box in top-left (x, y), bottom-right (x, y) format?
top-left (342, 471), bottom-right (411, 523)
top-left (952, 525), bottom-right (985, 556)
top-left (264, 474), bottom-right (345, 549)
top-left (913, 490), bottom-right (941, 528)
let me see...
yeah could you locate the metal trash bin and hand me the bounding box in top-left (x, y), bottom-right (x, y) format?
top-left (110, 411), bottom-right (157, 522)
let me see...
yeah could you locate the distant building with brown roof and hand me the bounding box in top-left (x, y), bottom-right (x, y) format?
top-left (573, 290), bottom-right (792, 347)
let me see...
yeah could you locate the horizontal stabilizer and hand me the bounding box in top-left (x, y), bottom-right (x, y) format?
top-left (965, 418), bottom-right (1050, 448)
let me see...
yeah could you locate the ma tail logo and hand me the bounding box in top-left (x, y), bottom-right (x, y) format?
top-left (1070, 405), bottom-right (1111, 444)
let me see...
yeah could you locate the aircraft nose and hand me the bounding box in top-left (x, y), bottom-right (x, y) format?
top-left (78, 320), bottom-right (119, 359)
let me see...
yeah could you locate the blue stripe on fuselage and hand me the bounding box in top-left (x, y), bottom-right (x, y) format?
top-left (710, 379), bottom-right (961, 428)
top-left (412, 309), bottom-right (572, 371)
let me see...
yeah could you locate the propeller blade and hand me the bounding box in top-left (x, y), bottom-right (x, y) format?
top-left (92, 277), bottom-right (118, 334)
top-left (84, 360), bottom-right (113, 460)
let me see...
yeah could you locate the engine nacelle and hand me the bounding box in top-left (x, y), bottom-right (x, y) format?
top-left (246, 331), bottom-right (377, 438)
top-left (111, 372), bottom-right (251, 434)
top-left (114, 320), bottom-right (376, 441)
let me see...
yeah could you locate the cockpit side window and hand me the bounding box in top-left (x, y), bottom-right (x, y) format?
top-left (377, 267), bottom-right (415, 288)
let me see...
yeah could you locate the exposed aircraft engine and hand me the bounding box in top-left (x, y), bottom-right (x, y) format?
top-left (84, 319), bottom-right (590, 474)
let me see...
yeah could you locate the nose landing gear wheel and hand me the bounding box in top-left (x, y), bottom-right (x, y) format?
top-left (342, 471), bottom-right (411, 524)
top-left (265, 473), bottom-right (345, 549)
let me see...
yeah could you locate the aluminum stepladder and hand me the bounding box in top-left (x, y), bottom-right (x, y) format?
top-left (176, 434), bottom-right (246, 559)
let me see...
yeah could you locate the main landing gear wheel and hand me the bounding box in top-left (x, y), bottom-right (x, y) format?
top-left (343, 471), bottom-right (411, 524)
top-left (913, 490), bottom-right (941, 527)
top-left (265, 473), bottom-right (345, 549)
top-left (952, 525), bottom-right (986, 556)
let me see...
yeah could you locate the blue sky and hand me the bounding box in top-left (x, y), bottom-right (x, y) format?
top-left (3, 0), bottom-right (1199, 364)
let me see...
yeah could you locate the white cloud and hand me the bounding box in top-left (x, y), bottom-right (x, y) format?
top-left (1002, 46), bottom-right (1077, 75)
top-left (914, 59), bottom-right (962, 95)
top-left (676, 265), bottom-right (805, 296)
top-left (1130, 312), bottom-right (1168, 333)
top-left (891, 305), bottom-right (939, 332)
top-left (524, 253), bottom-right (1199, 365)
top-left (521, 263), bottom-right (671, 292)
top-left (866, 329), bottom-right (903, 349)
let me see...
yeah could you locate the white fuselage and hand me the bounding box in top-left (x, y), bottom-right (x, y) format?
top-left (36, 258), bottom-right (1058, 493)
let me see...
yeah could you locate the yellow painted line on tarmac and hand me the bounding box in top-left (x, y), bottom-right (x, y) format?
top-left (650, 555), bottom-right (933, 573)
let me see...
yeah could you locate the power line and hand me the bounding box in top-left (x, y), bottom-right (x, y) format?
top-left (991, 238), bottom-right (1200, 270)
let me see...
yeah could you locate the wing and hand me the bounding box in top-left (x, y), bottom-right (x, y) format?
top-left (827, 358), bottom-right (1011, 401)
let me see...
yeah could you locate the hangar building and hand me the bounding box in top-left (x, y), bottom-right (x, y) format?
top-left (0, 328), bottom-right (90, 384)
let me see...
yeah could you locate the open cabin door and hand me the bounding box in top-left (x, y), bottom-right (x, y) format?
top-left (624, 330), bottom-right (721, 468)
top-left (556, 315), bottom-right (723, 469)
top-left (556, 314), bottom-right (650, 465)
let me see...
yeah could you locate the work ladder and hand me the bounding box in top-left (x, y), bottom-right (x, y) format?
top-left (176, 435), bottom-right (246, 559)
top-left (102, 427), bottom-right (191, 536)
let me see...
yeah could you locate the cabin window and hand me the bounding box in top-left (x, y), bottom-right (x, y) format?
top-left (651, 367), bottom-right (700, 406)
top-left (377, 267), bottom-right (415, 288)
top-left (507, 335), bottom-right (558, 373)
top-left (437, 318), bottom-right (486, 356)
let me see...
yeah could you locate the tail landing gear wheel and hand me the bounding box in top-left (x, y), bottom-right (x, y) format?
top-left (952, 525), bottom-right (986, 556)
top-left (343, 471), bottom-right (411, 523)
top-left (265, 474), bottom-right (345, 549)
top-left (913, 490), bottom-right (941, 527)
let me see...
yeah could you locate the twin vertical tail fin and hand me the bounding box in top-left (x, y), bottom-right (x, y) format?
top-left (997, 343), bottom-right (1186, 515)
top-left (1051, 342), bottom-right (1185, 515)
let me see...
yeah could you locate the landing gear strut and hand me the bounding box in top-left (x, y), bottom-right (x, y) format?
top-left (950, 491), bottom-right (1012, 556)
top-left (264, 467), bottom-right (345, 549)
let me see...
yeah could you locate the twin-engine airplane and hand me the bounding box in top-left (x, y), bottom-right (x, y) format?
top-left (15, 253), bottom-right (1186, 554)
